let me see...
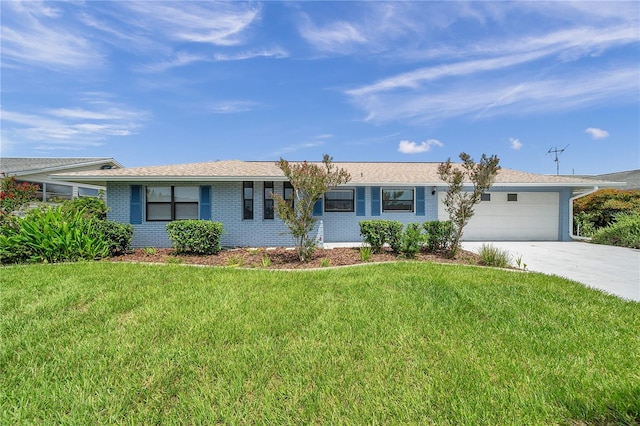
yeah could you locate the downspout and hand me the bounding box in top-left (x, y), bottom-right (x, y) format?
top-left (569, 186), bottom-right (599, 241)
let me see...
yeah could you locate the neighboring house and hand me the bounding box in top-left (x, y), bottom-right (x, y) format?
top-left (0, 157), bottom-right (122, 201)
top-left (591, 170), bottom-right (640, 190)
top-left (55, 160), bottom-right (625, 248)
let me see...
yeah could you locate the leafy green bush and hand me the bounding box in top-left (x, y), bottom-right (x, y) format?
top-left (61, 196), bottom-right (108, 220)
top-left (166, 220), bottom-right (224, 255)
top-left (0, 207), bottom-right (108, 264)
top-left (398, 223), bottom-right (426, 258)
top-left (359, 220), bottom-right (403, 253)
top-left (91, 220), bottom-right (133, 255)
top-left (359, 220), bottom-right (387, 253)
top-left (574, 189), bottom-right (640, 230)
top-left (423, 220), bottom-right (454, 252)
top-left (478, 243), bottom-right (512, 268)
top-left (591, 214), bottom-right (640, 249)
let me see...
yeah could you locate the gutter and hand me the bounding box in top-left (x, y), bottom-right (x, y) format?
top-left (569, 186), bottom-right (599, 241)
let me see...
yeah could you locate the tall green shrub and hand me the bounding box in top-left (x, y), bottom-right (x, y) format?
top-left (61, 195), bottom-right (109, 220)
top-left (0, 207), bottom-right (108, 263)
top-left (398, 223), bottom-right (426, 258)
top-left (574, 189), bottom-right (640, 230)
top-left (591, 214), bottom-right (640, 249)
top-left (359, 220), bottom-right (403, 253)
top-left (91, 220), bottom-right (133, 255)
top-left (423, 220), bottom-right (454, 253)
top-left (166, 220), bottom-right (224, 255)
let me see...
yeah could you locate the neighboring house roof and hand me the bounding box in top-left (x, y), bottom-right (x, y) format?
top-left (592, 170), bottom-right (639, 190)
top-left (53, 159), bottom-right (624, 188)
top-left (0, 157), bottom-right (123, 177)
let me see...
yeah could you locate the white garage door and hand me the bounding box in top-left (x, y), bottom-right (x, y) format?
top-left (438, 192), bottom-right (560, 241)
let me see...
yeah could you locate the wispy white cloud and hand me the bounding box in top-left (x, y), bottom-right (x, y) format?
top-left (0, 95), bottom-right (149, 151)
top-left (585, 128), bottom-right (610, 139)
top-left (299, 17), bottom-right (367, 54)
top-left (1, 1), bottom-right (103, 70)
top-left (349, 67), bottom-right (638, 124)
top-left (118, 2), bottom-right (261, 46)
top-left (207, 101), bottom-right (257, 114)
top-left (510, 138), bottom-right (523, 150)
top-left (398, 139), bottom-right (443, 154)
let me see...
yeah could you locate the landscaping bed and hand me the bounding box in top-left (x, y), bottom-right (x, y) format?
top-left (108, 246), bottom-right (482, 269)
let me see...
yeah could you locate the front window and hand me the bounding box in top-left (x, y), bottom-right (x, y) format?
top-left (146, 186), bottom-right (198, 221)
top-left (264, 181), bottom-right (274, 220)
top-left (284, 181), bottom-right (294, 208)
top-left (46, 183), bottom-right (73, 201)
top-left (325, 190), bottom-right (354, 212)
top-left (382, 189), bottom-right (414, 212)
top-left (243, 181), bottom-right (254, 220)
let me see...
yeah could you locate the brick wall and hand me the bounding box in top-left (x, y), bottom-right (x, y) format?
top-left (107, 181), bottom-right (571, 247)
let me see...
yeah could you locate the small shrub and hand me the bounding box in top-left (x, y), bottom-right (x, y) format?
top-left (166, 256), bottom-right (182, 265)
top-left (142, 247), bottom-right (158, 255)
top-left (478, 243), bottom-right (512, 268)
top-left (591, 213), bottom-right (640, 249)
top-left (398, 223), bottom-right (426, 259)
top-left (359, 245), bottom-right (372, 262)
top-left (423, 221), bottom-right (454, 253)
top-left (61, 196), bottom-right (109, 220)
top-left (226, 254), bottom-right (245, 267)
top-left (359, 220), bottom-right (403, 253)
top-left (320, 258), bottom-right (331, 267)
top-left (91, 220), bottom-right (133, 256)
top-left (166, 220), bottom-right (223, 255)
top-left (261, 254), bottom-right (272, 267)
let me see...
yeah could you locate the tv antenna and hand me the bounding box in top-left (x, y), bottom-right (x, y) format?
top-left (547, 144), bottom-right (569, 175)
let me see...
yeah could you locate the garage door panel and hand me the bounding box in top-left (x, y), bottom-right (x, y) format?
top-left (438, 192), bottom-right (560, 241)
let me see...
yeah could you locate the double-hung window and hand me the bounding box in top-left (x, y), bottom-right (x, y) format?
top-left (146, 186), bottom-right (199, 221)
top-left (264, 181), bottom-right (274, 220)
top-left (382, 189), bottom-right (414, 212)
top-left (243, 182), bottom-right (254, 220)
top-left (324, 190), bottom-right (354, 212)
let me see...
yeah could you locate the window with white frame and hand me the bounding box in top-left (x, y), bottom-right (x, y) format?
top-left (382, 189), bottom-right (414, 212)
top-left (324, 189), bottom-right (354, 212)
top-left (146, 186), bottom-right (199, 221)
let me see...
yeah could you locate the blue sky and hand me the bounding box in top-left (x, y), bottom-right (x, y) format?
top-left (1, 1), bottom-right (638, 175)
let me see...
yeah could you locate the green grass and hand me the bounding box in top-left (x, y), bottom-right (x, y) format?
top-left (1, 262), bottom-right (639, 424)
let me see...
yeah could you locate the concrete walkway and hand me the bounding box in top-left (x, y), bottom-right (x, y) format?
top-left (462, 241), bottom-right (640, 302)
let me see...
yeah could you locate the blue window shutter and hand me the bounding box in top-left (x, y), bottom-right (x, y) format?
top-left (416, 186), bottom-right (425, 216)
top-left (200, 186), bottom-right (211, 220)
top-left (313, 198), bottom-right (323, 216)
top-left (356, 187), bottom-right (366, 216)
top-left (130, 185), bottom-right (142, 224)
top-left (371, 186), bottom-right (381, 216)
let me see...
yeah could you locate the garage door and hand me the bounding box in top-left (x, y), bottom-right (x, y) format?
top-left (438, 192), bottom-right (559, 241)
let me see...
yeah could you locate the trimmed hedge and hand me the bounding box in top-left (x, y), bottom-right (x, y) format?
top-left (423, 220), bottom-right (454, 253)
top-left (359, 220), bottom-right (403, 253)
top-left (166, 220), bottom-right (224, 255)
top-left (91, 220), bottom-right (133, 255)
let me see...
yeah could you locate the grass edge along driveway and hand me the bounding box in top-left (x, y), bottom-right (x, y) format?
top-left (1, 262), bottom-right (639, 425)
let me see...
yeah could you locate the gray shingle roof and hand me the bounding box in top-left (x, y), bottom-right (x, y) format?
top-left (0, 157), bottom-right (122, 175)
top-left (53, 159), bottom-right (624, 187)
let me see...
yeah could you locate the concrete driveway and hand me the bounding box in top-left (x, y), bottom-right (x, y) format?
top-left (462, 241), bottom-right (640, 301)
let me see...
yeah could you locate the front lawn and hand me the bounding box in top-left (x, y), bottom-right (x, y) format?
top-left (1, 263), bottom-right (638, 424)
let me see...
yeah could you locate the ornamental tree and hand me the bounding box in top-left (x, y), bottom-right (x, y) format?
top-left (437, 152), bottom-right (501, 258)
top-left (274, 154), bottom-right (351, 262)
top-left (0, 173), bottom-right (38, 220)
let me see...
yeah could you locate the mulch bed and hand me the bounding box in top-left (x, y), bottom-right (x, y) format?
top-left (107, 247), bottom-right (482, 269)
